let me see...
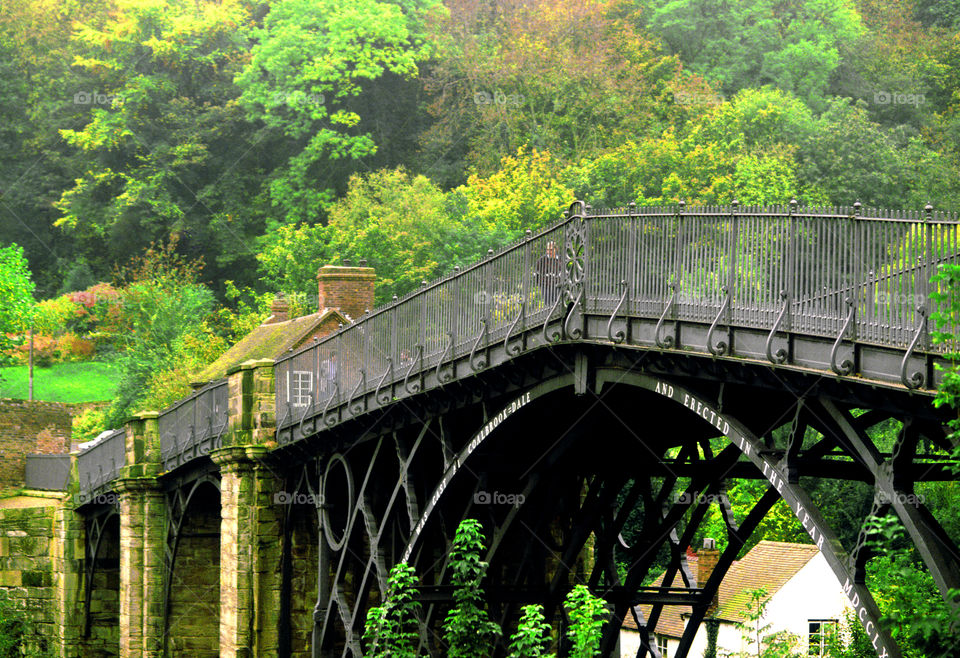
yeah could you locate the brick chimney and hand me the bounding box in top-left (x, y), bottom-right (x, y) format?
top-left (698, 538), bottom-right (720, 616)
top-left (265, 294), bottom-right (289, 324)
top-left (317, 264), bottom-right (376, 321)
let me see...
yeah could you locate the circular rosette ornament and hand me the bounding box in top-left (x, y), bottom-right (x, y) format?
top-left (562, 202), bottom-right (587, 304)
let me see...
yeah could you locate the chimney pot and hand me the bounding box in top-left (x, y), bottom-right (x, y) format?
top-left (265, 294), bottom-right (290, 324)
top-left (697, 538), bottom-right (721, 616)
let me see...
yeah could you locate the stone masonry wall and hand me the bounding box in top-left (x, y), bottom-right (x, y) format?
top-left (0, 399), bottom-right (72, 489)
top-left (83, 515), bottom-right (120, 657)
top-left (0, 504), bottom-right (58, 655)
top-left (288, 504), bottom-right (318, 658)
top-left (167, 487), bottom-right (220, 657)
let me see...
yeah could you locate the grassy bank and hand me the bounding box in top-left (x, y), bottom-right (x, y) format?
top-left (0, 361), bottom-right (119, 403)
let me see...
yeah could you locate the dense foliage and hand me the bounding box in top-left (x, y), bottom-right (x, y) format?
top-left (3, 0), bottom-right (960, 298)
top-left (2, 1), bottom-right (960, 651)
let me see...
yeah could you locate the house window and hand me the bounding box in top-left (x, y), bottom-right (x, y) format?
top-left (655, 633), bottom-right (668, 658)
top-left (808, 619), bottom-right (837, 656)
top-left (289, 370), bottom-right (313, 407)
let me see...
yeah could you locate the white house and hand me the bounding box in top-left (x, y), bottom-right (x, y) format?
top-left (620, 541), bottom-right (852, 658)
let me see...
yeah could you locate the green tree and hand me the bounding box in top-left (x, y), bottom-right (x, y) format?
top-left (323, 167), bottom-right (493, 304)
top-left (0, 243), bottom-right (35, 367)
top-left (235, 0), bottom-right (441, 225)
top-left (54, 0), bottom-right (271, 292)
top-left (105, 241), bottom-right (214, 425)
top-left (0, 0), bottom-right (114, 296)
top-left (420, 0), bottom-right (700, 178)
top-left (459, 148), bottom-right (573, 238)
top-left (442, 518), bottom-right (501, 658)
top-left (644, 0), bottom-right (864, 108)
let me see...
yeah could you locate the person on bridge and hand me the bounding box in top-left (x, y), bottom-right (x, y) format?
top-left (320, 352), bottom-right (338, 397)
top-left (535, 240), bottom-right (563, 306)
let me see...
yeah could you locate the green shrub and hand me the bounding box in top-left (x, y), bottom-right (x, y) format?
top-left (563, 585), bottom-right (607, 658)
top-left (363, 563), bottom-right (421, 657)
top-left (442, 519), bottom-right (502, 657)
top-left (508, 604), bottom-right (553, 658)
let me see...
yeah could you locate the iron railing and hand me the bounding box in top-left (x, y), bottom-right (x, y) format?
top-left (24, 454), bottom-right (70, 491)
top-left (68, 202), bottom-right (960, 493)
top-left (584, 203), bottom-right (960, 346)
top-left (158, 379), bottom-right (229, 471)
top-left (274, 218), bottom-right (570, 431)
top-left (275, 201), bottom-right (960, 432)
top-left (76, 429), bottom-right (125, 499)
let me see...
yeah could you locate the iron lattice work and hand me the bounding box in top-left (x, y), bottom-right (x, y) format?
top-left (278, 352), bottom-right (958, 658)
top-left (72, 200), bottom-right (960, 658)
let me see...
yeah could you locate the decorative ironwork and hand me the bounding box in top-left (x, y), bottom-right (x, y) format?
top-left (606, 280), bottom-right (629, 344)
top-left (469, 319), bottom-right (488, 371)
top-left (765, 290), bottom-right (790, 364)
top-left (561, 208), bottom-right (587, 340)
top-left (375, 357), bottom-right (393, 405)
top-left (403, 344), bottom-right (423, 394)
top-left (322, 382), bottom-right (340, 427)
top-left (541, 291), bottom-right (565, 344)
top-left (706, 286), bottom-right (730, 356)
top-left (901, 307), bottom-right (927, 389)
top-left (504, 297), bottom-right (525, 357)
top-left (298, 400), bottom-right (316, 438)
top-left (563, 288), bottom-right (584, 340)
top-left (437, 332), bottom-right (455, 383)
top-left (655, 281), bottom-right (678, 349)
top-left (830, 296), bottom-right (857, 376)
top-left (349, 369), bottom-right (367, 416)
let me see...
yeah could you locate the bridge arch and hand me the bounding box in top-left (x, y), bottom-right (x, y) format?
top-left (360, 364), bottom-right (956, 658)
top-left (162, 474), bottom-right (222, 657)
top-left (82, 506), bottom-right (120, 656)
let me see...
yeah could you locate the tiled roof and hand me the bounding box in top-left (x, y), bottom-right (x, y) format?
top-left (624, 541), bottom-right (819, 638)
top-left (193, 308), bottom-right (347, 383)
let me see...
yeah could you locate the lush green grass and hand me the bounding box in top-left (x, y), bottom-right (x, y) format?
top-left (0, 361), bottom-right (119, 403)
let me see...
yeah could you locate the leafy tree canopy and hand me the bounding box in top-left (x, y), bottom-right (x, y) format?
top-left (235, 0), bottom-right (443, 224)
